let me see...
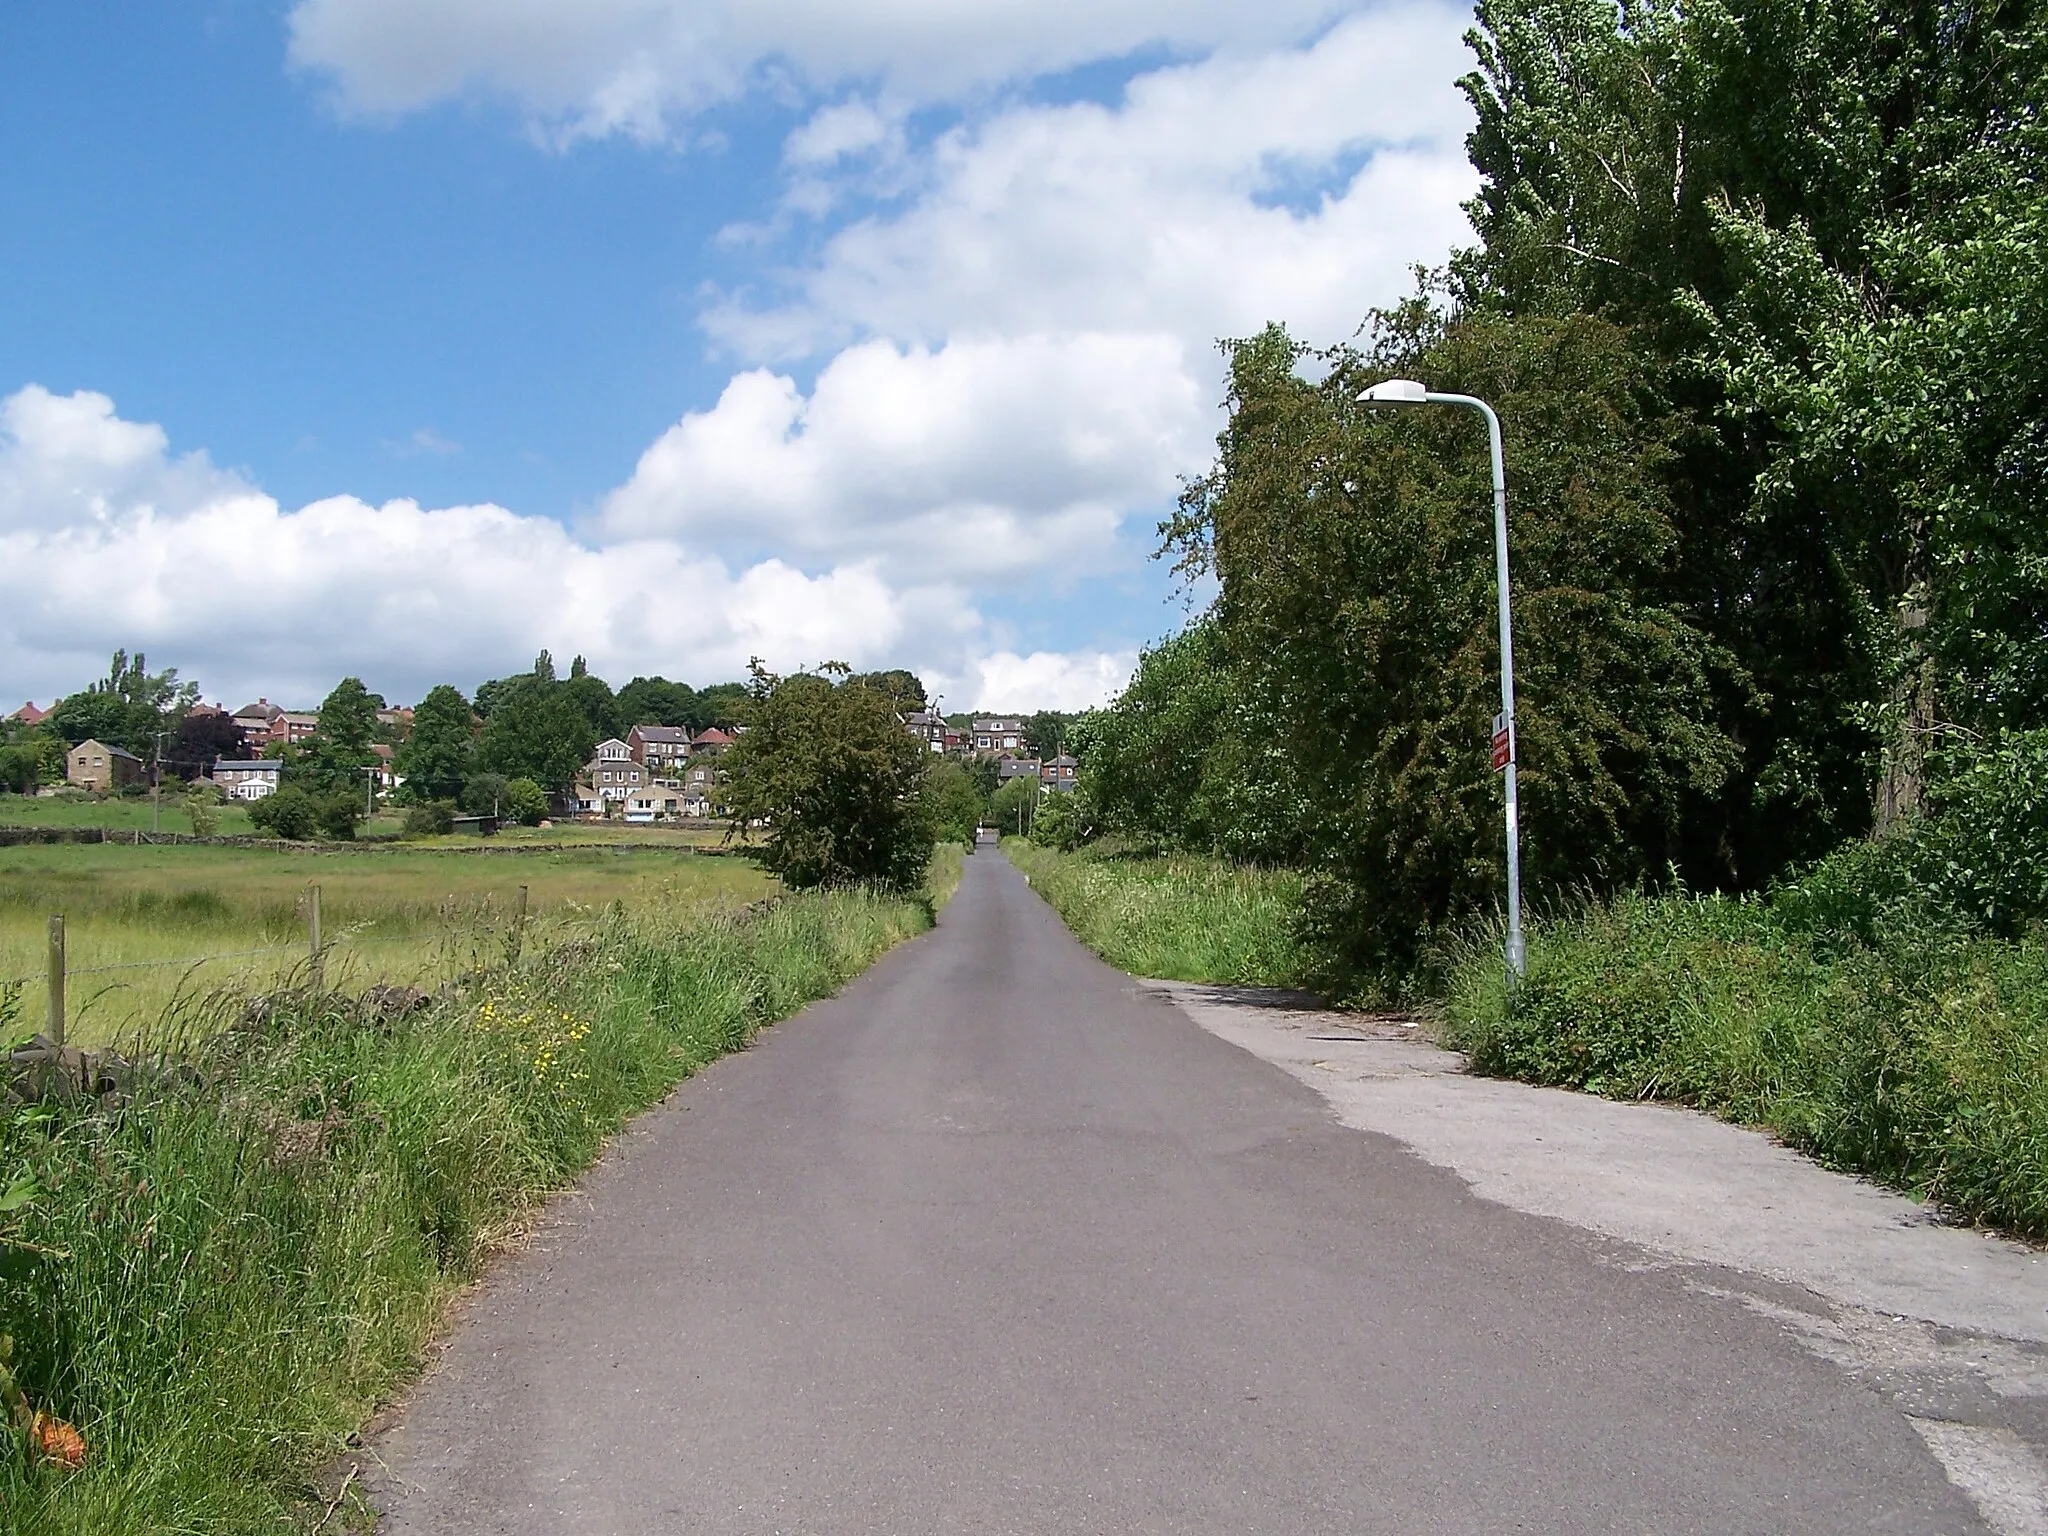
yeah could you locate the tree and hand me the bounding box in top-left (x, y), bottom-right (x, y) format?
top-left (1021, 711), bottom-right (1073, 762)
top-left (476, 680), bottom-right (595, 794)
top-left (168, 709), bottom-right (245, 780)
top-left (563, 667), bottom-right (624, 743)
top-left (990, 775), bottom-right (1039, 838)
top-left (249, 787), bottom-right (319, 840)
top-left (617, 675), bottom-right (699, 728)
top-left (925, 758), bottom-right (987, 844)
top-left (694, 681), bottom-right (749, 729)
top-left (461, 772), bottom-right (510, 817)
top-left (301, 677), bottom-right (383, 795)
top-left (849, 670), bottom-right (928, 710)
top-left (503, 777), bottom-right (550, 825)
top-left (1162, 314), bottom-right (1742, 984)
top-left (397, 684), bottom-right (475, 803)
top-left (721, 663), bottom-right (933, 889)
top-left (47, 649), bottom-right (196, 757)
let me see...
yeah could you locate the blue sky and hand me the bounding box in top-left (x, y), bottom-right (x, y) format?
top-left (0, 0), bottom-right (1475, 711)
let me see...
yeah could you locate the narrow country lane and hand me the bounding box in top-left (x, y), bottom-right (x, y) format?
top-left (368, 849), bottom-right (1986, 1535)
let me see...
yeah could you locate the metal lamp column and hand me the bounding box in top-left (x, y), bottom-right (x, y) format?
top-left (1359, 379), bottom-right (1526, 982)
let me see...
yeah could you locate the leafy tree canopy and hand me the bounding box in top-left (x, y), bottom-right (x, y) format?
top-left (722, 662), bottom-right (933, 890)
top-left (396, 684), bottom-right (475, 804)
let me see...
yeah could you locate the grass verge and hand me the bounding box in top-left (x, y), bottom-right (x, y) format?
top-left (1439, 892), bottom-right (2048, 1238)
top-left (1002, 839), bottom-right (1305, 986)
top-left (0, 884), bottom-right (931, 1532)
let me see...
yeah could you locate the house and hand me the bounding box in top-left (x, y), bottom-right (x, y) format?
top-left (7, 701), bottom-right (49, 727)
top-left (691, 726), bottom-right (735, 756)
top-left (973, 716), bottom-right (1026, 754)
top-left (622, 783), bottom-right (685, 823)
top-left (268, 712), bottom-right (319, 747)
top-left (996, 756), bottom-right (1043, 785)
top-left (371, 742), bottom-right (399, 790)
top-left (232, 699), bottom-right (284, 747)
top-left (211, 759), bottom-right (282, 800)
top-left (574, 738), bottom-right (647, 815)
top-left (377, 705), bottom-right (414, 738)
top-left (628, 724), bottom-right (692, 780)
top-left (1040, 754), bottom-right (1080, 791)
top-left (66, 738), bottom-right (144, 792)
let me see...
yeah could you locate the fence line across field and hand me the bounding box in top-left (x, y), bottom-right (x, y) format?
top-left (25, 883), bottom-right (530, 1046)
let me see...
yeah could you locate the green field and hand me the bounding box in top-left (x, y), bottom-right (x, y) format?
top-left (0, 792), bottom-right (268, 837)
top-left (0, 841), bottom-right (774, 1047)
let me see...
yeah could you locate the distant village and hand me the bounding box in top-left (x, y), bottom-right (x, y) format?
top-left (5, 695), bottom-right (1078, 825)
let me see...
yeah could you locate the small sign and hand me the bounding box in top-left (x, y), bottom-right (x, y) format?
top-left (1490, 712), bottom-right (1513, 772)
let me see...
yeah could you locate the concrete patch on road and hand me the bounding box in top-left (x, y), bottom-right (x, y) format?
top-left (1148, 978), bottom-right (2048, 1534)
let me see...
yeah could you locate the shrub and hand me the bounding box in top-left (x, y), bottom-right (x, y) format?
top-left (247, 787), bottom-right (318, 841)
top-left (402, 800), bottom-right (456, 838)
top-left (503, 778), bottom-right (549, 826)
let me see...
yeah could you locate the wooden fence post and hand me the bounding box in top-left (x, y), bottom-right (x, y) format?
top-left (46, 915), bottom-right (65, 1048)
top-left (308, 884), bottom-right (323, 990)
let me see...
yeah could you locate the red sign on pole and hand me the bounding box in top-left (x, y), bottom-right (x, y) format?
top-left (1491, 713), bottom-right (1513, 772)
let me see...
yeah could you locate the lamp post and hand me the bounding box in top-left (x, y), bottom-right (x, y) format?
top-left (1359, 378), bottom-right (1526, 981)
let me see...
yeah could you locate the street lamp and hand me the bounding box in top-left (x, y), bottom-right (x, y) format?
top-left (1359, 378), bottom-right (1526, 981)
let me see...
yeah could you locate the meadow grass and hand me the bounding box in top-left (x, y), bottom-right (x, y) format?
top-left (1002, 839), bottom-right (1305, 986)
top-left (0, 842), bottom-right (774, 1047)
top-left (0, 793), bottom-right (266, 838)
top-left (0, 875), bottom-right (935, 1532)
top-left (1438, 893), bottom-right (2048, 1238)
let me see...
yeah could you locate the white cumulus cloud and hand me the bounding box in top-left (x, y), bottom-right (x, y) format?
top-left (0, 387), bottom-right (1107, 710)
top-left (286, 0), bottom-right (1366, 143)
top-left (598, 332), bottom-right (1206, 581)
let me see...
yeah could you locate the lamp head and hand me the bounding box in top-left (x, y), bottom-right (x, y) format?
top-left (1359, 378), bottom-right (1429, 405)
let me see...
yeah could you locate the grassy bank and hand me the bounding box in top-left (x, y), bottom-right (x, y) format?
top-left (1003, 840), bottom-right (1304, 986)
top-left (0, 883), bottom-right (931, 1532)
top-left (1440, 891), bottom-right (2048, 1238)
top-left (1, 842), bottom-right (774, 1047)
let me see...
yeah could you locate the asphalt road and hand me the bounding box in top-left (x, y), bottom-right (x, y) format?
top-left (370, 848), bottom-right (1987, 1534)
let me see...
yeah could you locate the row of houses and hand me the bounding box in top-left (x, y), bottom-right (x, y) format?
top-left (572, 726), bottom-right (735, 820)
top-left (901, 712), bottom-right (1079, 793)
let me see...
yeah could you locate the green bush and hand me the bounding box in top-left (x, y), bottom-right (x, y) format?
top-left (1441, 886), bottom-right (2048, 1237)
top-left (246, 787), bottom-right (318, 840)
top-left (402, 799), bottom-right (457, 838)
top-left (503, 777), bottom-right (549, 826)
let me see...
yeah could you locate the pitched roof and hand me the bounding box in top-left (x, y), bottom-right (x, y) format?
top-left (7, 701), bottom-right (48, 724)
top-left (212, 759), bottom-right (281, 772)
top-left (693, 727), bottom-right (735, 745)
top-left (233, 700), bottom-right (282, 721)
top-left (73, 739), bottom-right (141, 762)
top-left (631, 725), bottom-right (692, 743)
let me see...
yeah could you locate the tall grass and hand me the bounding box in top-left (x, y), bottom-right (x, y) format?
top-left (1440, 892), bottom-right (2048, 1237)
top-left (1004, 840), bottom-right (1305, 986)
top-left (0, 842), bottom-right (773, 1046)
top-left (0, 886), bottom-right (929, 1532)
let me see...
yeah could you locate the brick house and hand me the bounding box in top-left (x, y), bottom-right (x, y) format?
top-left (269, 712), bottom-right (319, 747)
top-left (628, 724), bottom-right (692, 780)
top-left (1040, 754), bottom-right (1080, 791)
top-left (972, 716), bottom-right (1026, 754)
top-left (66, 739), bottom-right (144, 792)
top-left (7, 701), bottom-right (49, 727)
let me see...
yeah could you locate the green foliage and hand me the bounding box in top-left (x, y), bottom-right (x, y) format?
top-left (562, 666), bottom-right (624, 743)
top-left (46, 651), bottom-right (196, 759)
top-left (616, 676), bottom-right (698, 729)
top-left (300, 677), bottom-right (382, 795)
top-left (476, 671), bottom-right (595, 795)
top-left (847, 669), bottom-right (927, 709)
top-left (396, 685), bottom-right (475, 803)
top-left (460, 772), bottom-right (509, 818)
top-left (723, 665), bottom-right (934, 890)
top-left (184, 787), bottom-right (220, 840)
top-left (246, 787), bottom-right (319, 841)
top-left (1006, 841), bottom-right (1305, 987)
top-left (0, 891), bottom-right (931, 1531)
top-left (402, 800), bottom-right (456, 838)
top-left (1157, 314), bottom-right (1740, 985)
top-left (502, 778), bottom-right (549, 826)
top-left (988, 775), bottom-right (1038, 838)
top-left (923, 757), bottom-right (987, 845)
top-left (1027, 789), bottom-right (1088, 851)
top-left (1440, 885), bottom-right (2048, 1239)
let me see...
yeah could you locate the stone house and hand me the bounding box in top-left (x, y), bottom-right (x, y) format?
top-left (575, 738), bottom-right (646, 815)
top-left (628, 724), bottom-right (692, 780)
top-left (67, 739), bottom-right (144, 792)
